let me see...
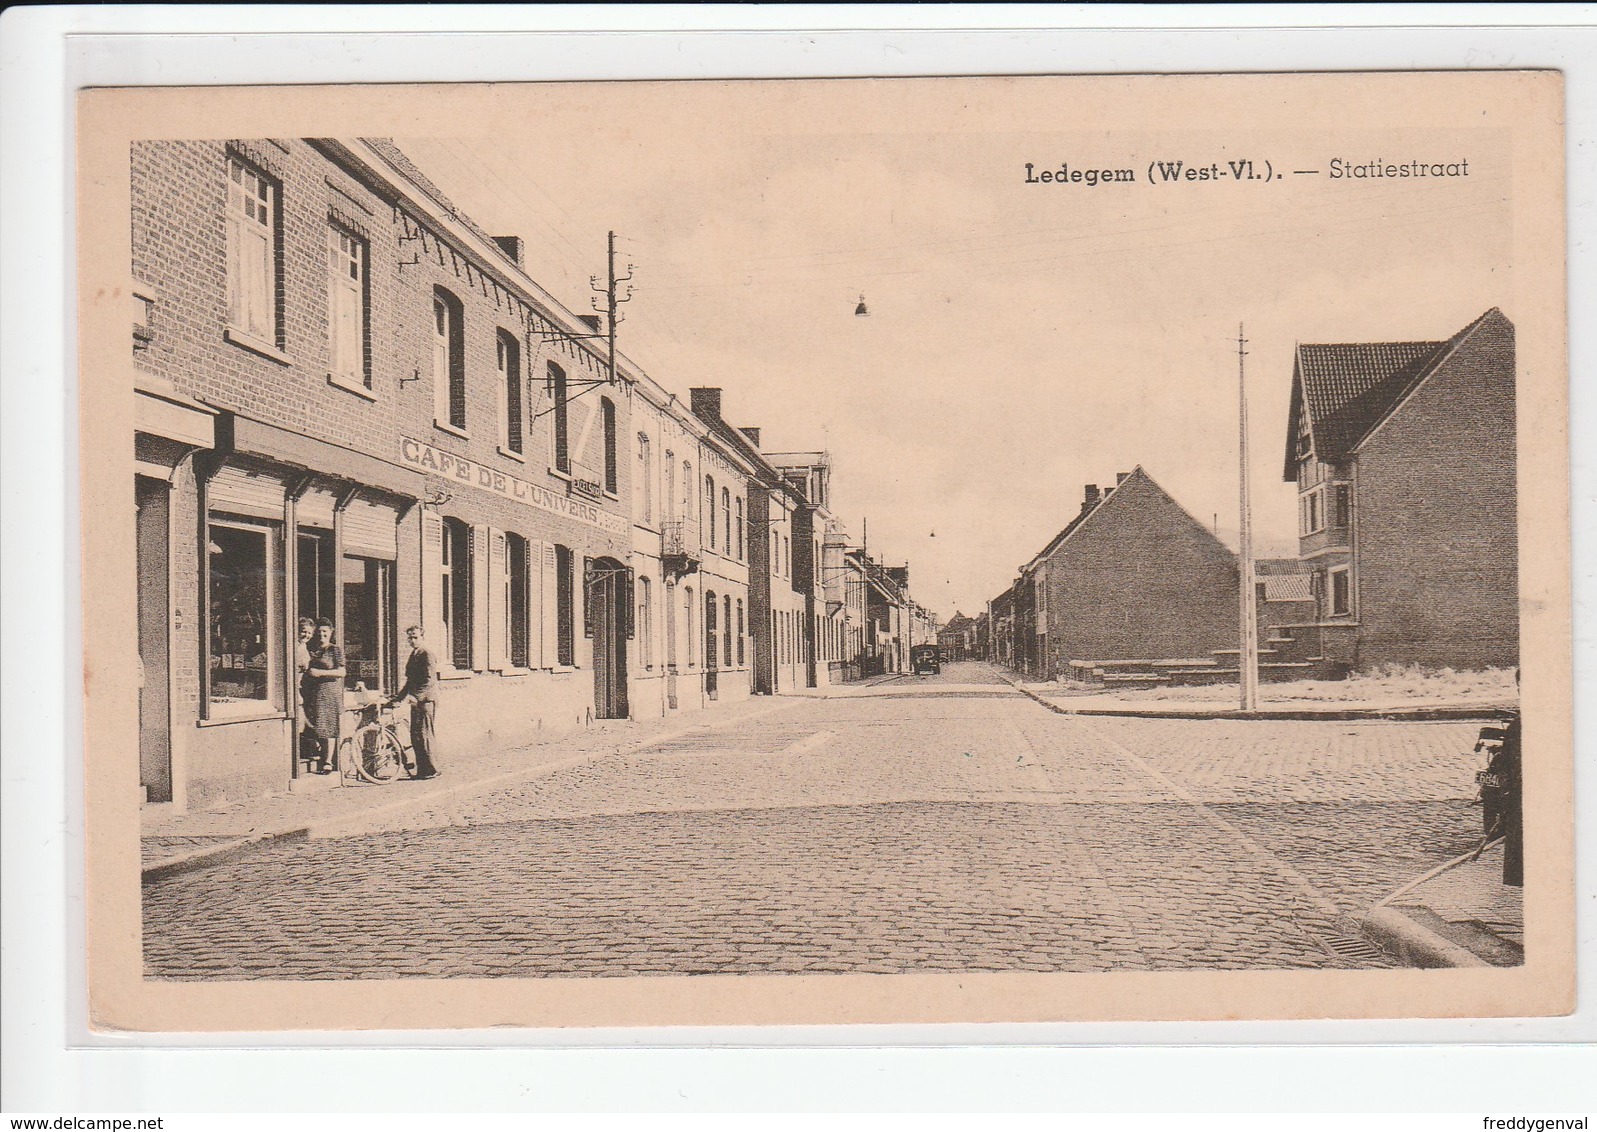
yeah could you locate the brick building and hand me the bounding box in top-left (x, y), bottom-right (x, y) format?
top-left (628, 374), bottom-right (757, 719)
top-left (131, 138), bottom-right (635, 809)
top-left (937, 612), bottom-right (978, 661)
top-left (992, 468), bottom-right (1240, 681)
top-left (1281, 307), bottom-right (1517, 671)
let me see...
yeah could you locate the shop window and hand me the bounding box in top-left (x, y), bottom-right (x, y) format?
top-left (441, 517), bottom-right (472, 669)
top-left (206, 519), bottom-right (278, 714)
top-left (736, 599), bottom-right (745, 667)
top-left (550, 362), bottom-right (570, 473)
top-left (433, 289), bottom-right (466, 431)
top-left (555, 543), bottom-right (575, 667)
top-left (226, 157), bottom-right (278, 349)
top-left (327, 224), bottom-right (368, 389)
top-left (342, 555), bottom-right (395, 693)
top-left (499, 330), bottom-right (523, 455)
top-left (601, 397), bottom-right (618, 494)
top-left (297, 531), bottom-right (336, 624)
top-left (505, 532), bottom-right (530, 669)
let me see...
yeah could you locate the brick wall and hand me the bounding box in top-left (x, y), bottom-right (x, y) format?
top-left (1352, 311), bottom-right (1518, 671)
top-left (1042, 470), bottom-right (1239, 671)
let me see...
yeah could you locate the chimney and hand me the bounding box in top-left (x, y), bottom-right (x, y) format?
top-left (492, 235), bottom-right (524, 265)
top-left (740, 427), bottom-right (761, 448)
top-left (1116, 471), bottom-right (1131, 485)
top-left (690, 387), bottom-right (723, 420)
top-left (1081, 484), bottom-right (1101, 517)
top-left (578, 315), bottom-right (602, 333)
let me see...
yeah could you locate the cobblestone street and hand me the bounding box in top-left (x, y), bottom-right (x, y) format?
top-left (143, 663), bottom-right (1486, 979)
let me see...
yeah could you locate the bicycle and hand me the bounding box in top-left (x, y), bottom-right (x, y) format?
top-left (338, 700), bottom-right (415, 785)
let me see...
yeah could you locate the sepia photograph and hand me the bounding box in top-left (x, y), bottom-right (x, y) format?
top-left (75, 70), bottom-right (1572, 1031)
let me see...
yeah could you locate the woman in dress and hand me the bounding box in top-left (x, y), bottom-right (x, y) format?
top-left (294, 617), bottom-right (316, 768)
top-left (302, 617), bottom-right (346, 774)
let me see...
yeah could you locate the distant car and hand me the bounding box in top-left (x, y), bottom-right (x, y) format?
top-left (910, 644), bottom-right (941, 675)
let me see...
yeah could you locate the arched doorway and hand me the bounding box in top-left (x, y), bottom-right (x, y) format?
top-left (586, 556), bottom-right (629, 719)
top-left (703, 589), bottom-right (719, 700)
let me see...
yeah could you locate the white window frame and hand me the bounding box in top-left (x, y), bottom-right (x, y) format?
top-left (326, 224), bottom-right (368, 392)
top-left (204, 516), bottom-right (280, 720)
top-left (225, 157), bottom-right (277, 350)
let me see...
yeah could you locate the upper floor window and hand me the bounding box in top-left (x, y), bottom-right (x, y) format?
top-left (637, 433), bottom-right (654, 524)
top-left (1333, 483), bottom-right (1352, 529)
top-left (226, 158), bottom-right (278, 346)
top-left (327, 225), bottom-right (367, 388)
top-left (550, 362), bottom-right (570, 473)
top-left (1299, 488), bottom-right (1324, 535)
top-left (433, 289), bottom-right (466, 431)
top-left (705, 475), bottom-right (718, 551)
top-left (601, 397), bottom-right (618, 494)
top-left (735, 496), bottom-right (745, 560)
top-left (498, 330), bottom-right (523, 454)
top-left (721, 487), bottom-right (732, 553)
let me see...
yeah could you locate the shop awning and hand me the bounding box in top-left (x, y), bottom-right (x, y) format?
top-left (219, 413), bottom-right (426, 502)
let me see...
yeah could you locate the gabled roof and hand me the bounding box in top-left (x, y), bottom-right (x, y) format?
top-left (1022, 466), bottom-right (1233, 575)
top-left (1282, 308), bottom-right (1505, 479)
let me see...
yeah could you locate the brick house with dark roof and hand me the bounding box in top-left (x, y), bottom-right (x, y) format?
top-left (1017, 467), bottom-right (1241, 680)
top-left (1281, 307), bottom-right (1516, 671)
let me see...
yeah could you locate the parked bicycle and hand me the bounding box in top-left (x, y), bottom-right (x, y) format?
top-left (338, 699), bottom-right (415, 785)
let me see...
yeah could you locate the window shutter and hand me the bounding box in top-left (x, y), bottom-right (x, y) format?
top-left (225, 213), bottom-right (242, 328)
top-left (540, 542), bottom-right (558, 668)
top-left (421, 512), bottom-right (446, 654)
top-left (243, 223), bottom-right (272, 340)
top-left (582, 557), bottom-right (594, 638)
top-left (470, 525), bottom-right (490, 671)
top-left (487, 527), bottom-right (507, 671)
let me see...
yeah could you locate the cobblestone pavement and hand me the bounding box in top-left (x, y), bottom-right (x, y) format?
top-left (144, 663), bottom-right (1485, 978)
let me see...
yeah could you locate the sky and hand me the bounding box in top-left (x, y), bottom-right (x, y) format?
top-left (395, 76), bottom-right (1512, 622)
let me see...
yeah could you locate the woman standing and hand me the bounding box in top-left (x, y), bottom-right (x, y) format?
top-left (302, 617), bottom-right (346, 774)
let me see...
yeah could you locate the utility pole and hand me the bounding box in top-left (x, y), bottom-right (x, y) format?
top-left (590, 230), bottom-right (633, 386)
top-left (1237, 324), bottom-right (1260, 711)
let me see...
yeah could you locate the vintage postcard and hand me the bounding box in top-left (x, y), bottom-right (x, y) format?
top-left (78, 72), bottom-right (1572, 1031)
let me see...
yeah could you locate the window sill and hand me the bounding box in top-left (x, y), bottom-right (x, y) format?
top-left (438, 667), bottom-right (473, 681)
top-left (433, 420), bottom-right (470, 441)
top-left (550, 664), bottom-right (580, 674)
top-left (327, 373), bottom-right (376, 402)
top-left (603, 490), bottom-right (620, 502)
top-left (496, 666), bottom-right (533, 678)
top-left (496, 445), bottom-right (526, 464)
top-left (224, 327), bottom-right (291, 366)
top-left (546, 465), bottom-right (574, 483)
top-left (198, 709), bottom-right (289, 727)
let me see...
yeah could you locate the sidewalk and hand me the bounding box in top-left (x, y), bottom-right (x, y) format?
top-left (141, 694), bottom-right (806, 883)
top-left (1014, 681), bottom-right (1512, 721)
top-left (1360, 840), bottom-right (1524, 967)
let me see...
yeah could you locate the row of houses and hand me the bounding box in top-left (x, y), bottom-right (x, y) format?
top-left (985, 308), bottom-right (1518, 684)
top-left (129, 137), bottom-right (930, 811)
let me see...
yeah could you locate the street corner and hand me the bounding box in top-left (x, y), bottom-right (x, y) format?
top-left (1360, 840), bottom-right (1523, 968)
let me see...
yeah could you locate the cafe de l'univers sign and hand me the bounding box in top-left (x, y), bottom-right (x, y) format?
top-left (400, 437), bottom-right (627, 536)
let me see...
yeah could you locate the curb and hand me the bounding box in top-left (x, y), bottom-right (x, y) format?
top-left (999, 673), bottom-right (1507, 722)
top-left (1359, 905), bottom-right (1490, 969)
top-left (141, 827), bottom-right (309, 886)
top-left (142, 697), bottom-right (810, 872)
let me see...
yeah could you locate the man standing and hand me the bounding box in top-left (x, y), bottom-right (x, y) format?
top-left (390, 625), bottom-right (440, 780)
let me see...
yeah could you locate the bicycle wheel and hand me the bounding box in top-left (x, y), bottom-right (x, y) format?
top-left (359, 726), bottom-right (409, 784)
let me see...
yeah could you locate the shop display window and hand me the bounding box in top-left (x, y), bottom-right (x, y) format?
top-left (207, 519), bottom-right (279, 714)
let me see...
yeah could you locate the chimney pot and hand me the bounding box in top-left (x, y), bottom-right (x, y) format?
top-left (740, 427), bottom-right (761, 448)
top-left (690, 387), bottom-right (723, 420)
top-left (578, 314), bottom-right (602, 333)
top-left (1116, 471), bottom-right (1131, 485)
top-left (1084, 484), bottom-right (1100, 504)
